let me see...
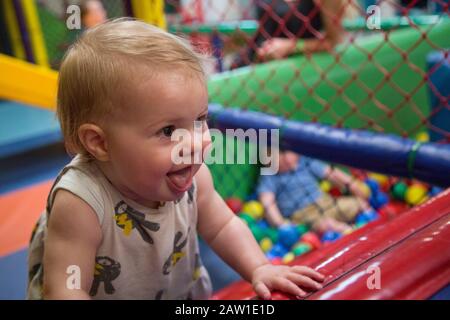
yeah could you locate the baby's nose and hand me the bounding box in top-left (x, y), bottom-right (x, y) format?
top-left (178, 128), bottom-right (210, 163)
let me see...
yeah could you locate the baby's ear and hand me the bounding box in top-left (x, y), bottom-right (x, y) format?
top-left (78, 123), bottom-right (109, 161)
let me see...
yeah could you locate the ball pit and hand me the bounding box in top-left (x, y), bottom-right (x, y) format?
top-left (236, 173), bottom-right (441, 265)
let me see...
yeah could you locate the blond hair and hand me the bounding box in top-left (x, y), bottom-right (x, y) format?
top-left (57, 18), bottom-right (206, 155)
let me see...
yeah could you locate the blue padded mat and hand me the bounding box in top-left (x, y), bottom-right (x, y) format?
top-left (0, 101), bottom-right (61, 158)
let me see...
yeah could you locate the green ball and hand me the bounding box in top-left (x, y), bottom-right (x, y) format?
top-left (266, 227), bottom-right (279, 243)
top-left (391, 182), bottom-right (407, 201)
top-left (355, 221), bottom-right (367, 229)
top-left (292, 242), bottom-right (312, 256)
top-left (295, 224), bottom-right (309, 236)
top-left (250, 225), bottom-right (265, 242)
top-left (239, 213), bottom-right (255, 225)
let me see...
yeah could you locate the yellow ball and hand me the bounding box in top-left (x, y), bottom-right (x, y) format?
top-left (343, 228), bottom-right (353, 236)
top-left (368, 173), bottom-right (388, 186)
top-left (320, 180), bottom-right (332, 193)
top-left (357, 181), bottom-right (372, 199)
top-left (242, 201), bottom-right (264, 220)
top-left (282, 252), bottom-right (295, 264)
top-left (416, 131), bottom-right (429, 142)
top-left (259, 237), bottom-right (273, 253)
top-left (405, 184), bottom-right (428, 206)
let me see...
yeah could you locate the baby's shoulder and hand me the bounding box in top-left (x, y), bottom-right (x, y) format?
top-left (48, 159), bottom-right (109, 224)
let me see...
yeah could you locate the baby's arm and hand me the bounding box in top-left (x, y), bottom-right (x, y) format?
top-left (258, 192), bottom-right (285, 227)
top-left (196, 165), bottom-right (324, 299)
top-left (43, 189), bottom-right (102, 299)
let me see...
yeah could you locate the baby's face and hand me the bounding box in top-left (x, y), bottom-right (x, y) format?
top-left (104, 71), bottom-right (210, 206)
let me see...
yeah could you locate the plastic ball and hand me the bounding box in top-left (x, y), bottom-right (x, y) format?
top-left (278, 224), bottom-right (300, 249)
top-left (429, 186), bottom-right (443, 197)
top-left (265, 252), bottom-right (276, 261)
top-left (378, 201), bottom-right (409, 219)
top-left (369, 191), bottom-right (389, 210)
top-left (245, 192), bottom-right (258, 201)
top-left (350, 169), bottom-right (367, 181)
top-left (358, 182), bottom-right (372, 199)
top-left (266, 227), bottom-right (279, 243)
top-left (295, 223), bottom-right (309, 236)
top-left (282, 252), bottom-right (295, 264)
top-left (391, 182), bottom-right (408, 201)
top-left (301, 232), bottom-right (321, 250)
top-left (269, 243), bottom-right (288, 258)
top-left (356, 209), bottom-right (379, 224)
top-left (415, 131), bottom-right (429, 142)
top-left (238, 212), bottom-right (255, 225)
top-left (355, 214), bottom-right (368, 225)
top-left (365, 178), bottom-right (380, 195)
top-left (259, 237), bottom-right (273, 253)
top-left (242, 201), bottom-right (264, 220)
top-left (355, 221), bottom-right (367, 229)
top-left (364, 208), bottom-right (380, 221)
top-left (292, 242), bottom-right (312, 256)
top-left (256, 220), bottom-right (270, 230)
top-left (405, 184), bottom-right (428, 206)
top-left (368, 173), bottom-right (389, 186)
top-left (225, 197), bottom-right (243, 214)
top-left (320, 180), bottom-right (332, 193)
top-left (321, 230), bottom-right (342, 243)
top-left (329, 186), bottom-right (342, 197)
top-left (342, 228), bottom-right (353, 236)
top-left (271, 257), bottom-right (283, 265)
top-left (250, 225), bottom-right (266, 242)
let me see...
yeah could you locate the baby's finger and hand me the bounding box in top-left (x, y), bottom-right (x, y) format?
top-left (273, 277), bottom-right (306, 298)
top-left (287, 273), bottom-right (323, 290)
top-left (292, 266), bottom-right (325, 281)
top-left (254, 281), bottom-right (272, 300)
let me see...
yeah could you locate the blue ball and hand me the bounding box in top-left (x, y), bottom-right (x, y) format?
top-left (355, 213), bottom-right (369, 225)
top-left (256, 220), bottom-right (270, 230)
top-left (369, 191), bottom-right (389, 210)
top-left (246, 192), bottom-right (258, 201)
top-left (265, 252), bottom-right (276, 261)
top-left (278, 225), bottom-right (300, 249)
top-left (365, 178), bottom-right (380, 194)
top-left (358, 209), bottom-right (379, 223)
top-left (269, 243), bottom-right (288, 257)
top-left (430, 186), bottom-right (443, 197)
top-left (321, 230), bottom-right (341, 243)
top-left (366, 209), bottom-right (380, 221)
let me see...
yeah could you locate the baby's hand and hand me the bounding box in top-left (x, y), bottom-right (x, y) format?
top-left (252, 264), bottom-right (325, 300)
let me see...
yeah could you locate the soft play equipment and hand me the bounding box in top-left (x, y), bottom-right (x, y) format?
top-left (208, 104), bottom-right (450, 187)
top-left (0, 53), bottom-right (57, 110)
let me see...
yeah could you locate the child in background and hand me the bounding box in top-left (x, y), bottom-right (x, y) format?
top-left (27, 19), bottom-right (324, 300)
top-left (257, 150), bottom-right (370, 233)
top-left (80, 0), bottom-right (107, 29)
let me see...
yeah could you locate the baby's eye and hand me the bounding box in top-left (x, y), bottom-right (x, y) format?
top-left (161, 125), bottom-right (176, 137)
top-left (197, 114), bottom-right (209, 123)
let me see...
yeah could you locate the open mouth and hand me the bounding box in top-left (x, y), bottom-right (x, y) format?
top-left (166, 165), bottom-right (193, 193)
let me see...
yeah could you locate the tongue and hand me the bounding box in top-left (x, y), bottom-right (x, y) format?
top-left (167, 167), bottom-right (191, 189)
